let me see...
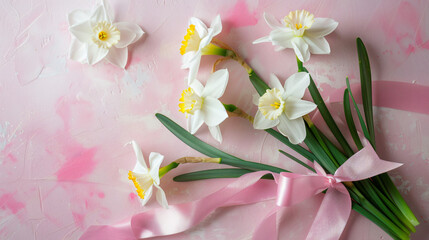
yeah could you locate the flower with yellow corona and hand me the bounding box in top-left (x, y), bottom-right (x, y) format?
top-left (253, 10), bottom-right (338, 62)
top-left (68, 0), bottom-right (144, 68)
top-left (179, 69), bottom-right (229, 142)
top-left (127, 141), bottom-right (168, 208)
top-left (181, 15), bottom-right (224, 84)
top-left (253, 72), bottom-right (317, 144)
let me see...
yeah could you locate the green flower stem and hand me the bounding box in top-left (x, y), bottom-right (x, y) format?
top-left (348, 185), bottom-right (410, 240)
top-left (159, 162), bottom-right (179, 178)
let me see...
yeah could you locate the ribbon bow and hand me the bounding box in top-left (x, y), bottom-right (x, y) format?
top-left (80, 145), bottom-right (402, 240)
top-left (254, 144), bottom-right (403, 240)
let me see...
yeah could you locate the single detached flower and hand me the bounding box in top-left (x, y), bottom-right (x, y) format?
top-left (180, 15), bottom-right (224, 84)
top-left (179, 69), bottom-right (229, 142)
top-left (68, 0), bottom-right (144, 68)
top-left (127, 141), bottom-right (168, 208)
top-left (253, 72), bottom-right (317, 144)
top-left (253, 10), bottom-right (338, 63)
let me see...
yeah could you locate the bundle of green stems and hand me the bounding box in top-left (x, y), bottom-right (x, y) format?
top-left (156, 38), bottom-right (418, 240)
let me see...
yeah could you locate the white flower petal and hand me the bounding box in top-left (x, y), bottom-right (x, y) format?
top-left (210, 15), bottom-right (222, 36)
top-left (269, 73), bottom-right (284, 92)
top-left (187, 110), bottom-right (205, 134)
top-left (187, 54), bottom-right (202, 85)
top-left (189, 17), bottom-right (208, 38)
top-left (68, 10), bottom-right (90, 26)
top-left (189, 79), bottom-right (204, 96)
top-left (201, 97), bottom-right (228, 127)
top-left (130, 141), bottom-right (148, 173)
top-left (86, 44), bottom-right (109, 65)
top-left (90, 5), bottom-right (109, 25)
top-left (270, 29), bottom-right (295, 49)
top-left (305, 18), bottom-right (338, 38)
top-left (69, 21), bottom-right (93, 43)
top-left (284, 97), bottom-right (317, 120)
top-left (155, 185), bottom-right (169, 208)
top-left (198, 31), bottom-right (213, 50)
top-left (303, 36), bottom-right (330, 54)
top-left (292, 37), bottom-right (310, 62)
top-left (101, 0), bottom-right (114, 22)
top-left (263, 12), bottom-right (283, 29)
top-left (253, 110), bottom-right (280, 129)
top-left (181, 51), bottom-right (197, 69)
top-left (149, 152), bottom-right (164, 185)
top-left (140, 185), bottom-right (153, 206)
top-left (69, 38), bottom-right (88, 63)
top-left (202, 69), bottom-right (229, 98)
top-left (208, 125), bottom-right (223, 143)
top-left (114, 22), bottom-right (144, 48)
top-left (253, 35), bottom-right (271, 44)
top-left (277, 114), bottom-right (306, 144)
top-left (283, 72), bottom-right (310, 99)
top-left (105, 47), bottom-right (128, 68)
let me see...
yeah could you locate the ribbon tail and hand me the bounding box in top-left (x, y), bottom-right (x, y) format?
top-left (306, 185), bottom-right (351, 240)
top-left (253, 207), bottom-right (279, 240)
top-left (131, 171), bottom-right (276, 238)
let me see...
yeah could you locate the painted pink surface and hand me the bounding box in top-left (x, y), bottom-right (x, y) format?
top-left (0, 0), bottom-right (429, 240)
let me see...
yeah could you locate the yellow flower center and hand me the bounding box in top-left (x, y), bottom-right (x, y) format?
top-left (271, 101), bottom-right (281, 109)
top-left (98, 31), bottom-right (108, 40)
top-left (259, 88), bottom-right (285, 120)
top-left (128, 171), bottom-right (154, 200)
top-left (92, 21), bottom-right (121, 49)
top-left (180, 24), bottom-right (201, 55)
top-left (179, 87), bottom-right (203, 116)
top-left (284, 10), bottom-right (314, 37)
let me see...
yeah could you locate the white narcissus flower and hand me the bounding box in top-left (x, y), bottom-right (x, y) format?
top-left (68, 0), bottom-right (144, 68)
top-left (253, 10), bottom-right (338, 63)
top-left (180, 15), bottom-right (222, 84)
top-left (127, 141), bottom-right (168, 208)
top-left (253, 72), bottom-right (317, 144)
top-left (179, 69), bottom-right (229, 143)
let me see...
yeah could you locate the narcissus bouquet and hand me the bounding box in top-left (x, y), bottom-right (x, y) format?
top-left (82, 10), bottom-right (419, 240)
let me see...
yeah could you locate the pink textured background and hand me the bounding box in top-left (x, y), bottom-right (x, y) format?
top-left (1, 0), bottom-right (429, 239)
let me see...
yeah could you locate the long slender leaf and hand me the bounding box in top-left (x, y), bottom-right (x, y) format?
top-left (357, 38), bottom-right (375, 146)
top-left (265, 129), bottom-right (316, 161)
top-left (156, 113), bottom-right (286, 173)
top-left (173, 168), bottom-right (274, 182)
top-left (249, 70), bottom-right (270, 96)
top-left (346, 78), bottom-right (371, 142)
top-left (279, 150), bottom-right (315, 172)
top-left (298, 63), bottom-right (354, 157)
top-left (303, 126), bottom-right (337, 174)
top-left (343, 88), bottom-right (364, 149)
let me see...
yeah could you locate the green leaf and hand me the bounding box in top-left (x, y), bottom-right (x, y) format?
top-left (343, 88), bottom-right (363, 149)
top-left (346, 78), bottom-right (371, 142)
top-left (357, 38), bottom-right (375, 146)
top-left (279, 150), bottom-right (315, 172)
top-left (249, 70), bottom-right (270, 96)
top-left (297, 61), bottom-right (354, 157)
top-left (156, 113), bottom-right (287, 173)
top-left (303, 126), bottom-right (337, 174)
top-left (173, 168), bottom-right (274, 182)
top-left (265, 129), bottom-right (316, 162)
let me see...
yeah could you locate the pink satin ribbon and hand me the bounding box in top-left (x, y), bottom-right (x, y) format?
top-left (80, 145), bottom-right (402, 240)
